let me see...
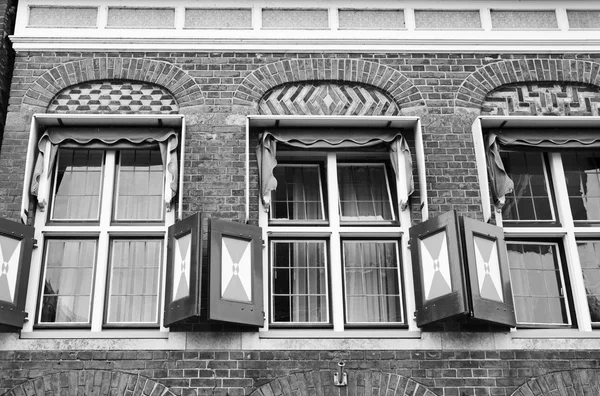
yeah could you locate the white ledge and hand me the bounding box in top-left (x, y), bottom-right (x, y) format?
top-left (20, 329), bottom-right (170, 339)
top-left (259, 329), bottom-right (422, 339)
top-left (11, 36), bottom-right (600, 52)
top-left (511, 329), bottom-right (600, 339)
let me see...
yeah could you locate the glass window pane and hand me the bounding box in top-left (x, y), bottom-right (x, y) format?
top-left (506, 242), bottom-right (570, 326)
top-left (106, 239), bottom-right (162, 324)
top-left (500, 152), bottom-right (553, 222)
top-left (576, 241), bottom-right (600, 322)
top-left (114, 149), bottom-right (164, 221)
top-left (562, 152), bottom-right (600, 222)
top-left (271, 165), bottom-right (324, 221)
top-left (342, 241), bottom-right (403, 324)
top-left (271, 241), bottom-right (328, 324)
top-left (39, 240), bottom-right (97, 324)
top-left (51, 149), bottom-right (103, 221)
top-left (338, 164), bottom-right (395, 222)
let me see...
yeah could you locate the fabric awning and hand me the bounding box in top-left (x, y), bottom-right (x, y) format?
top-left (256, 128), bottom-right (414, 212)
top-left (486, 128), bottom-right (600, 206)
top-left (31, 127), bottom-right (179, 211)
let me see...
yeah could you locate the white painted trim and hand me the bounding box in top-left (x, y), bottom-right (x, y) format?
top-left (549, 153), bottom-right (592, 331)
top-left (20, 113), bottom-right (184, 335)
top-left (19, 329), bottom-right (170, 339)
top-left (414, 119), bottom-right (427, 221)
top-left (471, 119), bottom-right (490, 222)
top-left (474, 115), bottom-right (600, 332)
top-left (14, 0), bottom-right (600, 51)
top-left (259, 329), bottom-right (421, 339)
top-left (12, 37), bottom-right (600, 52)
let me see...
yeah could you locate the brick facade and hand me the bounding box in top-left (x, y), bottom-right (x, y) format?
top-left (3, 49), bottom-right (600, 396)
top-left (0, 0), bottom-right (16, 147)
top-left (3, 350), bottom-right (600, 396)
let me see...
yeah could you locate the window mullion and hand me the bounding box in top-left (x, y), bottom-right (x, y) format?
top-left (327, 152), bottom-right (344, 331)
top-left (549, 152), bottom-right (592, 331)
top-left (91, 150), bottom-right (116, 332)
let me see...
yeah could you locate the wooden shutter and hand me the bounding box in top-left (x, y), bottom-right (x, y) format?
top-left (0, 218), bottom-right (35, 330)
top-left (209, 218), bottom-right (263, 327)
top-left (409, 210), bottom-right (469, 327)
top-left (462, 216), bottom-right (516, 327)
top-left (164, 213), bottom-right (203, 327)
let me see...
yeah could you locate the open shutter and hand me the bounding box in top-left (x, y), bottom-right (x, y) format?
top-left (462, 216), bottom-right (516, 327)
top-left (0, 217), bottom-right (34, 330)
top-left (209, 218), bottom-right (263, 327)
top-left (409, 210), bottom-right (469, 327)
top-left (164, 213), bottom-right (203, 327)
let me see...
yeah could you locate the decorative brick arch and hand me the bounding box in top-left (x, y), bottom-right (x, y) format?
top-left (456, 59), bottom-right (600, 108)
top-left (234, 58), bottom-right (424, 109)
top-left (250, 370), bottom-right (439, 396)
top-left (23, 58), bottom-right (204, 110)
top-left (1, 370), bottom-right (175, 396)
top-left (511, 369), bottom-right (600, 396)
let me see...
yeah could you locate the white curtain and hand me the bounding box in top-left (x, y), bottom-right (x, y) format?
top-left (31, 127), bottom-right (179, 211)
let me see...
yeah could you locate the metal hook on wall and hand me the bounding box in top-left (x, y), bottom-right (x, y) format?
top-left (333, 361), bottom-right (347, 387)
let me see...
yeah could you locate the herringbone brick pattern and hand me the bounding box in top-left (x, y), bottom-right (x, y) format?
top-left (259, 82), bottom-right (400, 116)
top-left (48, 80), bottom-right (178, 114)
top-left (482, 83), bottom-right (600, 116)
top-left (235, 58), bottom-right (424, 109)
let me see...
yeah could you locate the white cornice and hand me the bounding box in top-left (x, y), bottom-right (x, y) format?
top-left (11, 37), bottom-right (600, 52)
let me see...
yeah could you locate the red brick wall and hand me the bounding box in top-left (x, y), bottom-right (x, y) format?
top-left (4, 53), bottom-right (600, 223)
top-left (2, 52), bottom-right (600, 396)
top-left (0, 0), bottom-right (15, 149)
top-left (2, 350), bottom-right (600, 396)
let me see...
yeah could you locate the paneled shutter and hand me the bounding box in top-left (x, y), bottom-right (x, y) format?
top-left (409, 210), bottom-right (469, 327)
top-left (462, 216), bottom-right (516, 327)
top-left (164, 213), bottom-right (203, 327)
top-left (0, 218), bottom-right (34, 330)
top-left (209, 218), bottom-right (263, 327)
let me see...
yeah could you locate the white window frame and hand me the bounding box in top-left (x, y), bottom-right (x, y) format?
top-left (473, 115), bottom-right (600, 333)
top-left (250, 115), bottom-right (426, 335)
top-left (20, 114), bottom-right (185, 336)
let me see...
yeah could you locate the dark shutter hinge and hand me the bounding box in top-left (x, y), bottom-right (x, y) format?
top-left (32, 239), bottom-right (38, 248)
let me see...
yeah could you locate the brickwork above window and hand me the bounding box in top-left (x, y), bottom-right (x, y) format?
top-left (259, 82), bottom-right (400, 116)
top-left (482, 83), bottom-right (600, 116)
top-left (47, 81), bottom-right (179, 114)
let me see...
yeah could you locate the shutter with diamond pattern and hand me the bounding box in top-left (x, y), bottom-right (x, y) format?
top-left (209, 218), bottom-right (263, 327)
top-left (462, 216), bottom-right (516, 327)
top-left (0, 218), bottom-right (34, 330)
top-left (164, 213), bottom-right (204, 327)
top-left (409, 210), bottom-right (469, 327)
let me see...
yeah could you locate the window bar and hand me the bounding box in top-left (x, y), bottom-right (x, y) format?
top-left (549, 152), bottom-right (592, 331)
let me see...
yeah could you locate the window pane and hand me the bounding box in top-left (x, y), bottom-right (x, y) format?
top-left (576, 241), bottom-right (600, 322)
top-left (39, 240), bottom-right (96, 324)
top-left (506, 242), bottom-right (570, 326)
top-left (271, 241), bottom-right (328, 323)
top-left (500, 152), bottom-right (553, 222)
top-left (271, 165), bottom-right (324, 220)
top-left (115, 149), bottom-right (164, 221)
top-left (562, 152), bottom-right (600, 222)
top-left (343, 241), bottom-right (403, 323)
top-left (51, 149), bottom-right (103, 221)
top-left (107, 240), bottom-right (162, 324)
top-left (338, 164), bottom-right (394, 221)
